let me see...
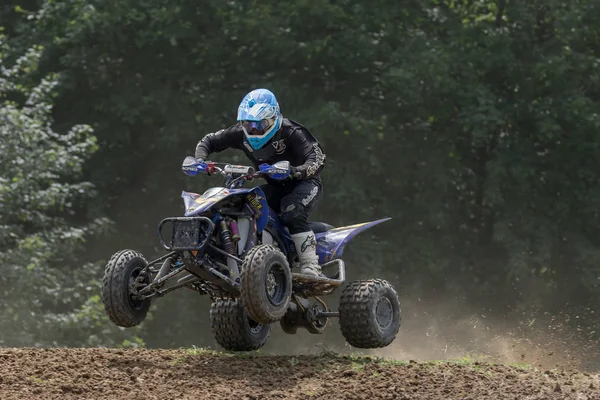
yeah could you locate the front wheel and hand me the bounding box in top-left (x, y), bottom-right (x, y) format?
top-left (240, 244), bottom-right (292, 324)
top-left (101, 250), bottom-right (152, 327)
top-left (339, 279), bottom-right (401, 348)
top-left (210, 298), bottom-right (270, 351)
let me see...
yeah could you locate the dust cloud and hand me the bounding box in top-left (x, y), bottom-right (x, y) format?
top-left (256, 297), bottom-right (600, 373)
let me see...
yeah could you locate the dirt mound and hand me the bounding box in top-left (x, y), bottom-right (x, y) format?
top-left (1, 348), bottom-right (599, 400)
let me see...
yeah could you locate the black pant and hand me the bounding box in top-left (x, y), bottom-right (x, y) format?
top-left (260, 178), bottom-right (323, 234)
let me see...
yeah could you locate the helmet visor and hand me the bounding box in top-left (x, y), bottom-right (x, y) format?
top-left (241, 118), bottom-right (274, 136)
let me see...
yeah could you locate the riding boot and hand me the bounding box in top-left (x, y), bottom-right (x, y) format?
top-left (290, 231), bottom-right (323, 277)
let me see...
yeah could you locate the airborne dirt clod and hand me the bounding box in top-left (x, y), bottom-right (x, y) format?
top-left (1, 348), bottom-right (599, 400)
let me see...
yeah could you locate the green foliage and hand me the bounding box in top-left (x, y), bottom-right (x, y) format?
top-left (0, 42), bottom-right (139, 346)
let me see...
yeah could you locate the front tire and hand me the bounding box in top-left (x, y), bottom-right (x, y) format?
top-left (101, 250), bottom-right (151, 327)
top-left (339, 279), bottom-right (401, 348)
top-left (210, 298), bottom-right (270, 351)
top-left (240, 244), bottom-right (292, 324)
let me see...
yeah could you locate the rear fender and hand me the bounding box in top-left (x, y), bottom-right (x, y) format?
top-left (315, 218), bottom-right (391, 264)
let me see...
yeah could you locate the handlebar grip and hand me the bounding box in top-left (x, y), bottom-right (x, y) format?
top-left (224, 165), bottom-right (255, 175)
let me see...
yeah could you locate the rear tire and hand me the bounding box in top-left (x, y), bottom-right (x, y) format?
top-left (240, 244), bottom-right (292, 324)
top-left (210, 298), bottom-right (270, 351)
top-left (101, 250), bottom-right (151, 327)
top-left (339, 279), bottom-right (401, 348)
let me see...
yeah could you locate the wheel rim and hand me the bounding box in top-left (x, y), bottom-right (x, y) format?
top-left (375, 296), bottom-right (394, 330)
top-left (128, 266), bottom-right (149, 310)
top-left (266, 273), bottom-right (276, 297)
top-left (265, 263), bottom-right (287, 307)
top-left (247, 317), bottom-right (263, 334)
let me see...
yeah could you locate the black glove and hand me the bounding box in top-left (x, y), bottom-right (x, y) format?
top-left (290, 166), bottom-right (302, 179)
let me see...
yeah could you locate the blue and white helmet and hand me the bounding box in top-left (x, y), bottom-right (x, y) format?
top-left (237, 88), bottom-right (283, 150)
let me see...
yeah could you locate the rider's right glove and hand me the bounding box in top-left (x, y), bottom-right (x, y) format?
top-left (182, 156), bottom-right (207, 176)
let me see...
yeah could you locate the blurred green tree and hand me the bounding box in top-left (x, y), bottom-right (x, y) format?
top-left (0, 41), bottom-right (143, 346)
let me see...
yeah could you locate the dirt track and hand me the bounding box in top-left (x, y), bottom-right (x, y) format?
top-left (1, 348), bottom-right (599, 400)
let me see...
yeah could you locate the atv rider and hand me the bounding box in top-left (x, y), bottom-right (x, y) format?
top-left (193, 88), bottom-right (326, 277)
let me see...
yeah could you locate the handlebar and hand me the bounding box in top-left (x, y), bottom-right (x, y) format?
top-left (207, 163), bottom-right (256, 177)
top-left (181, 156), bottom-right (282, 188)
top-left (182, 156), bottom-right (291, 188)
top-left (206, 163), bottom-right (262, 187)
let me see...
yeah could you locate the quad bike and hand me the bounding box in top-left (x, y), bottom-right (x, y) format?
top-left (101, 157), bottom-right (401, 351)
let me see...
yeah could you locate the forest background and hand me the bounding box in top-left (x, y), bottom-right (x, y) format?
top-left (1, 0), bottom-right (598, 367)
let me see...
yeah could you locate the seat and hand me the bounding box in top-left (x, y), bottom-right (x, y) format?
top-left (309, 221), bottom-right (334, 234)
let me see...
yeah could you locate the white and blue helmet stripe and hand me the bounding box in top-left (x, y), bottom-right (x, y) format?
top-left (237, 88), bottom-right (283, 150)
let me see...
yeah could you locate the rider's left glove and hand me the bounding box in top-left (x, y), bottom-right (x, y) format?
top-left (259, 163), bottom-right (291, 181)
top-left (289, 166), bottom-right (302, 179)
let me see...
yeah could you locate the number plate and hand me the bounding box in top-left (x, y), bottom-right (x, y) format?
top-left (158, 217), bottom-right (214, 251)
top-left (172, 219), bottom-right (202, 248)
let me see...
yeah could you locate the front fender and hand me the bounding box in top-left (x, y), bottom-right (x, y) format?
top-left (315, 217), bottom-right (391, 264)
top-left (182, 188), bottom-right (241, 216)
top-left (180, 187), bottom-right (269, 232)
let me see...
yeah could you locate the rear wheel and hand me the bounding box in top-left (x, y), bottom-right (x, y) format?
top-left (210, 298), bottom-right (270, 351)
top-left (339, 279), bottom-right (401, 348)
top-left (101, 250), bottom-right (151, 327)
top-left (240, 244), bottom-right (292, 324)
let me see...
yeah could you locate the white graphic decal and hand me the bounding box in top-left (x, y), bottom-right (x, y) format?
top-left (243, 140), bottom-right (254, 152)
top-left (272, 139), bottom-right (286, 154)
top-left (306, 143), bottom-right (326, 177)
top-left (301, 186), bottom-right (319, 206)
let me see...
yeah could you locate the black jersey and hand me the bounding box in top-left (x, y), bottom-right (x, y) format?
top-left (195, 118), bottom-right (326, 183)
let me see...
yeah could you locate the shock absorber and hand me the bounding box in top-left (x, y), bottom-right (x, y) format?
top-left (219, 218), bottom-right (241, 279)
top-left (230, 220), bottom-right (240, 242)
top-left (219, 219), bottom-right (236, 255)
